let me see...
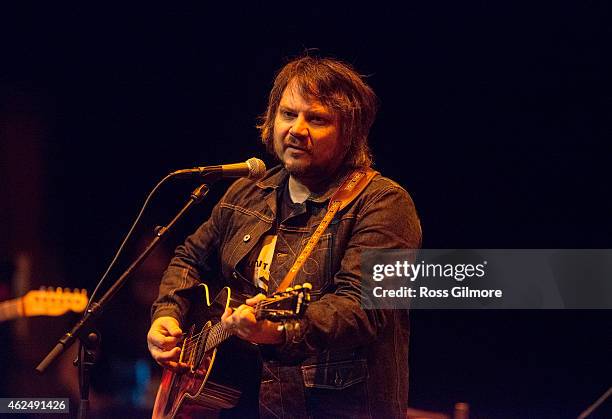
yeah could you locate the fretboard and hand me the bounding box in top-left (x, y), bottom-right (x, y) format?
top-left (203, 321), bottom-right (232, 353)
top-left (0, 298), bottom-right (23, 322)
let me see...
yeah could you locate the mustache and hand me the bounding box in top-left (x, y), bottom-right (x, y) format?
top-left (284, 135), bottom-right (310, 152)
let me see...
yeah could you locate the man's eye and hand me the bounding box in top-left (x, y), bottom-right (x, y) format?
top-left (282, 111), bottom-right (296, 118)
top-left (311, 117), bottom-right (327, 125)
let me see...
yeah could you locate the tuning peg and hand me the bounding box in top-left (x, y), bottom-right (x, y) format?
top-left (285, 287), bottom-right (293, 292)
top-left (294, 284), bottom-right (302, 290)
top-left (302, 283), bottom-right (312, 290)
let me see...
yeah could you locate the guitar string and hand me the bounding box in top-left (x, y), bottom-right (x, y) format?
top-left (178, 289), bottom-right (309, 355)
top-left (181, 295), bottom-right (298, 345)
top-left (181, 293), bottom-right (301, 344)
top-left (178, 295), bottom-right (305, 353)
top-left (182, 324), bottom-right (231, 355)
top-left (180, 305), bottom-right (300, 354)
top-left (180, 307), bottom-right (290, 353)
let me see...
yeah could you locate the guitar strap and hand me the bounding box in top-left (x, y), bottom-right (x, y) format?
top-left (275, 168), bottom-right (377, 293)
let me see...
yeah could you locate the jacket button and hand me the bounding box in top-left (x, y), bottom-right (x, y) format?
top-left (232, 272), bottom-right (238, 279)
top-left (243, 234), bottom-right (251, 242)
top-left (334, 372), bottom-right (343, 387)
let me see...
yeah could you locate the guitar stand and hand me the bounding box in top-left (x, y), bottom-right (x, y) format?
top-left (35, 182), bottom-right (211, 419)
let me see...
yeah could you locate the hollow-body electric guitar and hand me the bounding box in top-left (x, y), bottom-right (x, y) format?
top-left (152, 283), bottom-right (311, 419)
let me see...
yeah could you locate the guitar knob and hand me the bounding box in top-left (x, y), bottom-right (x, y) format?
top-left (302, 283), bottom-right (312, 290)
top-left (285, 287), bottom-right (293, 292)
top-left (294, 284), bottom-right (302, 290)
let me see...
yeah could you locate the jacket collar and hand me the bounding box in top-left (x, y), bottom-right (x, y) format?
top-left (256, 165), bottom-right (288, 191)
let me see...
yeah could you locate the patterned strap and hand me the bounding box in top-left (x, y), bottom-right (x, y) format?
top-left (275, 168), bottom-right (376, 292)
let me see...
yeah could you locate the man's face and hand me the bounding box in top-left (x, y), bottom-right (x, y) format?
top-left (273, 81), bottom-right (344, 186)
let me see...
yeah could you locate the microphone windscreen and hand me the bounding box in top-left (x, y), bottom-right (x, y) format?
top-left (246, 158), bottom-right (266, 180)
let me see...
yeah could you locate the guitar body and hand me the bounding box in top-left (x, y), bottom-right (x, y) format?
top-left (152, 286), bottom-right (262, 419)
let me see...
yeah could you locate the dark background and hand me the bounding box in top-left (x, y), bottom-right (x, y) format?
top-left (1, 3), bottom-right (610, 418)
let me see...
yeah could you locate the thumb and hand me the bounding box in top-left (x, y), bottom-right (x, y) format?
top-left (167, 324), bottom-right (182, 337)
top-left (160, 317), bottom-right (182, 337)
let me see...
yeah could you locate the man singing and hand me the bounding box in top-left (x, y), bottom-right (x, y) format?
top-left (147, 55), bottom-right (421, 418)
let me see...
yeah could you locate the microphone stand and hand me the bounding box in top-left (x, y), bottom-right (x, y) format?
top-left (36, 183), bottom-right (210, 419)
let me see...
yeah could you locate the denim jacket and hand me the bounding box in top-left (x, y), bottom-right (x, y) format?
top-left (152, 165), bottom-right (422, 418)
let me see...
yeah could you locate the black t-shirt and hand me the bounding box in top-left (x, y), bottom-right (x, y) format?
top-left (240, 179), bottom-right (306, 294)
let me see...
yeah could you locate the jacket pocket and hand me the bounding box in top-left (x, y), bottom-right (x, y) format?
top-left (298, 232), bottom-right (333, 295)
top-left (300, 359), bottom-right (368, 390)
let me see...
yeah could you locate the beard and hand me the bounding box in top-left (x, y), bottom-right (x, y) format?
top-left (281, 156), bottom-right (310, 177)
top-left (271, 135), bottom-right (348, 188)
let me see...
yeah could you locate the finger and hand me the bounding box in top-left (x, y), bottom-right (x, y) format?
top-left (235, 305), bottom-right (256, 323)
top-left (234, 304), bottom-right (255, 317)
top-left (222, 315), bottom-right (240, 335)
top-left (228, 305), bottom-right (245, 324)
top-left (149, 332), bottom-right (180, 349)
top-left (161, 336), bottom-right (181, 349)
top-left (245, 294), bottom-right (266, 306)
top-left (158, 318), bottom-right (182, 337)
top-left (167, 325), bottom-right (182, 337)
top-left (165, 361), bottom-right (190, 372)
top-left (149, 344), bottom-right (173, 361)
top-left (148, 331), bottom-right (167, 348)
top-left (221, 307), bottom-right (233, 322)
top-left (155, 347), bottom-right (182, 363)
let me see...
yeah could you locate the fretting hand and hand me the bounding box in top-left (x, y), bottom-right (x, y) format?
top-left (221, 294), bottom-right (285, 345)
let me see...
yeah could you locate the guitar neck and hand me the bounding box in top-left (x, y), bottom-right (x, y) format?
top-left (200, 300), bottom-right (269, 353)
top-left (203, 321), bottom-right (233, 353)
top-left (0, 298), bottom-right (23, 323)
top-left (196, 289), bottom-right (309, 354)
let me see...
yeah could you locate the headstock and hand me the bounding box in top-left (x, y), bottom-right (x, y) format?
top-left (22, 287), bottom-right (88, 317)
top-left (255, 283), bottom-right (311, 321)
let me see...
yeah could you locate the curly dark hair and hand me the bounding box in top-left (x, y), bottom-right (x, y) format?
top-left (258, 55), bottom-right (378, 168)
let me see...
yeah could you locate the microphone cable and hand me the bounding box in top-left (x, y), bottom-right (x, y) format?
top-left (84, 172), bottom-right (175, 312)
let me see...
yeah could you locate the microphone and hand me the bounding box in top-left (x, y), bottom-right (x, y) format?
top-left (170, 158), bottom-right (266, 181)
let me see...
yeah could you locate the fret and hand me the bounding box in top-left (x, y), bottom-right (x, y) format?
top-left (204, 322), bottom-right (229, 353)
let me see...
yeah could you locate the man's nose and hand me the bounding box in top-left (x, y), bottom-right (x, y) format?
top-left (289, 115), bottom-right (309, 138)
